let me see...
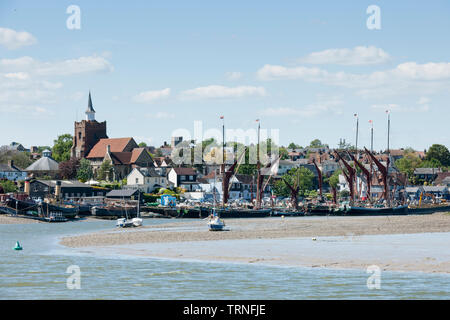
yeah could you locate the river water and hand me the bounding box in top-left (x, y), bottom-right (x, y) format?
top-left (1, 219), bottom-right (449, 299)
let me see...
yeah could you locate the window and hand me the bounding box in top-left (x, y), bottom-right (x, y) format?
top-left (136, 178), bottom-right (139, 184)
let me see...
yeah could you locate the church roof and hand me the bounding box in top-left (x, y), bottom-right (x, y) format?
top-left (86, 138), bottom-right (134, 159)
top-left (86, 91), bottom-right (95, 113)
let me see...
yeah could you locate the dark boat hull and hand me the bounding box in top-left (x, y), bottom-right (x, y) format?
top-left (346, 205), bottom-right (408, 216)
top-left (6, 198), bottom-right (38, 211)
top-left (6, 198), bottom-right (78, 219)
top-left (407, 205), bottom-right (450, 215)
top-left (91, 206), bottom-right (138, 218)
top-left (40, 203), bottom-right (78, 219)
top-left (271, 210), bottom-right (304, 217)
top-left (214, 208), bottom-right (272, 218)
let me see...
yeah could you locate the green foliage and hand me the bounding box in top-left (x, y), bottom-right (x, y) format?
top-left (287, 142), bottom-right (301, 149)
top-left (340, 190), bottom-right (350, 198)
top-left (0, 180), bottom-right (17, 193)
top-left (306, 189), bottom-right (318, 198)
top-left (76, 158), bottom-right (93, 182)
top-left (419, 159), bottom-right (442, 168)
top-left (279, 147), bottom-right (289, 160)
top-left (426, 144), bottom-right (450, 167)
top-left (52, 134), bottom-right (73, 162)
top-left (142, 193), bottom-right (159, 203)
top-left (96, 160), bottom-right (113, 181)
top-left (395, 153), bottom-right (423, 184)
top-left (138, 142), bottom-right (147, 147)
top-left (327, 169), bottom-right (341, 188)
top-left (36, 146), bottom-right (51, 154)
top-left (309, 139), bottom-right (328, 148)
top-left (272, 167), bottom-right (315, 197)
top-left (0, 148), bottom-right (33, 169)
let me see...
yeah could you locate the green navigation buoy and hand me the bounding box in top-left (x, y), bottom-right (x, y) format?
top-left (13, 241), bottom-right (23, 251)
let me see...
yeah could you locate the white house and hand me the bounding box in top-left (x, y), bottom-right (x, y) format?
top-left (127, 167), bottom-right (167, 193)
top-left (0, 160), bottom-right (27, 181)
top-left (168, 167), bottom-right (200, 191)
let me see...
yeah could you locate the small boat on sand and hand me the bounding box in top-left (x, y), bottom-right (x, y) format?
top-left (116, 217), bottom-right (143, 228)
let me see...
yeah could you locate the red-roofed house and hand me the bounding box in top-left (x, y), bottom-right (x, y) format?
top-left (86, 138), bottom-right (154, 180)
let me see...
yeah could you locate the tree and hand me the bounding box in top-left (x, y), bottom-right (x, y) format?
top-left (59, 158), bottom-right (79, 179)
top-left (0, 147), bottom-right (33, 169)
top-left (279, 147), bottom-right (289, 160)
top-left (0, 180), bottom-right (17, 193)
top-left (309, 139), bottom-right (323, 148)
top-left (272, 167), bottom-right (315, 197)
top-left (327, 169), bottom-right (341, 189)
top-left (76, 158), bottom-right (93, 182)
top-left (395, 153), bottom-right (422, 183)
top-left (96, 160), bottom-right (113, 181)
top-left (426, 144), bottom-right (450, 167)
top-left (52, 134), bottom-right (73, 162)
top-left (138, 142), bottom-right (147, 147)
top-left (288, 142), bottom-right (301, 150)
top-left (309, 139), bottom-right (328, 148)
top-left (36, 146), bottom-right (52, 153)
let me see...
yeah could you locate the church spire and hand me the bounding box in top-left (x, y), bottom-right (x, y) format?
top-left (86, 91), bottom-right (96, 121)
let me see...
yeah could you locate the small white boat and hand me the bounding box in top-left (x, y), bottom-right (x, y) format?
top-left (131, 217), bottom-right (143, 227)
top-left (207, 215), bottom-right (225, 231)
top-left (116, 217), bottom-right (143, 228)
top-left (116, 193), bottom-right (143, 228)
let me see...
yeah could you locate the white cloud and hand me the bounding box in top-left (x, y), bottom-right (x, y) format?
top-left (0, 54), bottom-right (113, 115)
top-left (146, 111), bottom-right (175, 119)
top-left (256, 61), bottom-right (450, 98)
top-left (181, 85), bottom-right (266, 99)
top-left (261, 96), bottom-right (343, 118)
top-left (0, 55), bottom-right (114, 76)
top-left (3, 72), bottom-right (30, 80)
top-left (371, 103), bottom-right (429, 113)
top-left (133, 88), bottom-right (171, 103)
top-left (225, 71), bottom-right (243, 80)
top-left (393, 62), bottom-right (450, 80)
top-left (0, 27), bottom-right (37, 50)
top-left (298, 46), bottom-right (390, 66)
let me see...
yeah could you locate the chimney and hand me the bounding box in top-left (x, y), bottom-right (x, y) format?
top-left (106, 144), bottom-right (111, 154)
top-left (55, 180), bottom-right (61, 199)
top-left (24, 178), bottom-right (30, 195)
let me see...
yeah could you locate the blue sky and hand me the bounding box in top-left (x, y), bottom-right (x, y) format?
top-left (0, 0), bottom-right (449, 152)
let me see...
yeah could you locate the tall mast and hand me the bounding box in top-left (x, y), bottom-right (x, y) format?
top-left (354, 113), bottom-right (359, 157)
top-left (255, 119), bottom-right (261, 209)
top-left (222, 116), bottom-right (225, 165)
top-left (386, 110), bottom-right (390, 155)
top-left (369, 120), bottom-right (374, 153)
top-left (221, 115), bottom-right (225, 206)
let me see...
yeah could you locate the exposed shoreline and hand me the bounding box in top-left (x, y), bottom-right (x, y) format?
top-left (61, 213), bottom-right (450, 247)
top-left (59, 213), bottom-right (450, 274)
top-left (0, 215), bottom-right (39, 224)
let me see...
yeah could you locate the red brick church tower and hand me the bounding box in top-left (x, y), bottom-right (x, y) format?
top-left (71, 92), bottom-right (108, 159)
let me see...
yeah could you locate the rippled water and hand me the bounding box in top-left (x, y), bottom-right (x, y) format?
top-left (1, 219), bottom-right (449, 299)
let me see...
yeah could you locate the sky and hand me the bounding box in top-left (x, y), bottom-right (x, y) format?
top-left (0, 0), bottom-right (449, 152)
